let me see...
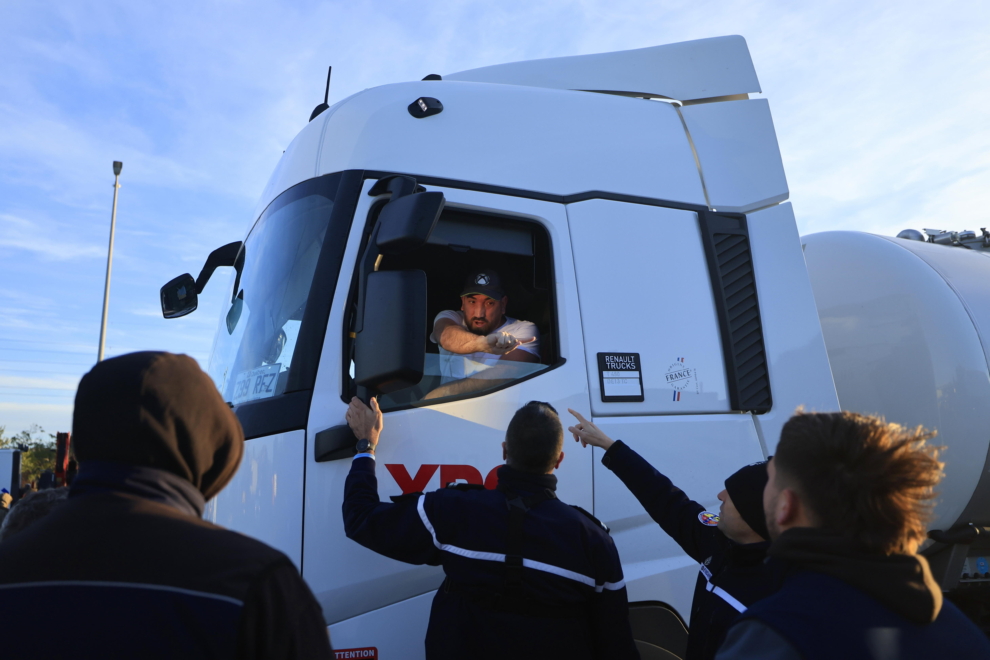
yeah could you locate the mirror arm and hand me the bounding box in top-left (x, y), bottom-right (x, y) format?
top-left (354, 224), bottom-right (382, 336)
top-left (367, 175), bottom-right (422, 199)
top-left (195, 241), bottom-right (242, 294)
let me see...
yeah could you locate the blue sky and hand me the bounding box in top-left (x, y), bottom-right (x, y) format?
top-left (2, 0), bottom-right (988, 435)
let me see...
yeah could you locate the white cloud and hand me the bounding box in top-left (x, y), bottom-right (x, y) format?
top-left (0, 213), bottom-right (105, 260)
top-left (0, 375), bottom-right (79, 391)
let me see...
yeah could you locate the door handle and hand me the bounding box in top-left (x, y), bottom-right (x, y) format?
top-left (314, 425), bottom-right (357, 462)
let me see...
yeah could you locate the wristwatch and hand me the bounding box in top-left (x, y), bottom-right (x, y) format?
top-left (355, 438), bottom-right (375, 454)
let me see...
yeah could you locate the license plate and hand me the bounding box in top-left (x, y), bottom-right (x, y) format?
top-left (231, 363), bottom-right (282, 404)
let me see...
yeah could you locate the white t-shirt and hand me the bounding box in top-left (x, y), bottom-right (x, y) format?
top-left (430, 310), bottom-right (540, 383)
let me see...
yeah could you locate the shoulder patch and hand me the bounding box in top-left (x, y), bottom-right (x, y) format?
top-left (698, 511), bottom-right (720, 526)
top-left (571, 505), bottom-right (610, 534)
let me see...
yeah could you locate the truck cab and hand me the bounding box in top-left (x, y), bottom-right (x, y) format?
top-left (162, 36), bottom-right (841, 655)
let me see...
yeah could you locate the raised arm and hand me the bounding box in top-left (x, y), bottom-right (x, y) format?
top-left (568, 410), bottom-right (718, 562)
top-left (342, 398), bottom-right (441, 565)
top-left (434, 317), bottom-right (537, 358)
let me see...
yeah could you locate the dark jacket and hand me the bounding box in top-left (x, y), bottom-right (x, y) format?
top-left (343, 457), bottom-right (639, 660)
top-left (716, 528), bottom-right (990, 660)
top-left (602, 440), bottom-right (780, 660)
top-left (0, 352), bottom-right (332, 660)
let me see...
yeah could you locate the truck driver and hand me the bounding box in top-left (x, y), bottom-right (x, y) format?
top-left (430, 268), bottom-right (540, 386)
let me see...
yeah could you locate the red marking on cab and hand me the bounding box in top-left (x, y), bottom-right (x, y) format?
top-left (385, 464), bottom-right (503, 494)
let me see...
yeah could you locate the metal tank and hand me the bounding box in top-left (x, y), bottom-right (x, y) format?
top-left (801, 230), bottom-right (990, 535)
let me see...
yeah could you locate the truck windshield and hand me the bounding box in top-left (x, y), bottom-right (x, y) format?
top-left (209, 174), bottom-right (344, 404)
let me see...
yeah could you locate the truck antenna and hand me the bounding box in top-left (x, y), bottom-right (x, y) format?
top-left (309, 66), bottom-right (332, 122)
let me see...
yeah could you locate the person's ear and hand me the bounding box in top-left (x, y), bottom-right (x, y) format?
top-left (554, 450), bottom-right (565, 470)
top-left (502, 441), bottom-right (507, 461)
top-left (776, 488), bottom-right (799, 527)
top-left (500, 296), bottom-right (508, 314)
top-left (460, 296), bottom-right (468, 313)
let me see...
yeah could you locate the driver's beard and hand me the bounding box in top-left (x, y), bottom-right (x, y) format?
top-left (468, 317), bottom-right (496, 336)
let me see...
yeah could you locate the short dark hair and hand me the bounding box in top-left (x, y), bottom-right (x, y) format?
top-left (505, 401), bottom-right (563, 474)
top-left (775, 411), bottom-right (943, 555)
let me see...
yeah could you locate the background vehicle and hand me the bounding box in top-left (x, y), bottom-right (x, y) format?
top-left (161, 35), bottom-right (990, 654)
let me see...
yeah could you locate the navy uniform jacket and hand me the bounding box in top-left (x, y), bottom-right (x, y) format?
top-left (602, 440), bottom-right (780, 660)
top-left (717, 528), bottom-right (990, 660)
top-left (343, 456), bottom-right (639, 660)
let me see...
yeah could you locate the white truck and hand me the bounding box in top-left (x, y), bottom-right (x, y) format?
top-left (160, 35), bottom-right (990, 656)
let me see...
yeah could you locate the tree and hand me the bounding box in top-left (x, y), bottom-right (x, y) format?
top-left (0, 425), bottom-right (57, 486)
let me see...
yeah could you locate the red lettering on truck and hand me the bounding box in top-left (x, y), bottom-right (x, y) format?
top-left (385, 464), bottom-right (504, 494)
top-left (385, 464), bottom-right (438, 493)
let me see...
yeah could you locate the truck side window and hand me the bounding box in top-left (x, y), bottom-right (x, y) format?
top-left (346, 208), bottom-right (559, 410)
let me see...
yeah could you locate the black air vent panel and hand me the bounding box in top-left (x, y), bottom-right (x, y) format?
top-left (698, 211), bottom-right (772, 413)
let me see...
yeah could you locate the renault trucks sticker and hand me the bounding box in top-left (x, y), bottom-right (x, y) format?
top-left (597, 352), bottom-right (644, 402)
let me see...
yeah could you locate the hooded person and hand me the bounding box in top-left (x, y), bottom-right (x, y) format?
top-left (568, 410), bottom-right (784, 660)
top-left (0, 352), bottom-right (332, 659)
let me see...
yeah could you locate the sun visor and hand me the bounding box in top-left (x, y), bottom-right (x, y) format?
top-left (445, 36), bottom-right (761, 102)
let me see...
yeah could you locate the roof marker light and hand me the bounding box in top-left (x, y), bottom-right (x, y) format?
top-left (408, 97), bottom-right (443, 119)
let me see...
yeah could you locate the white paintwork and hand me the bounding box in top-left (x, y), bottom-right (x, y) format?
top-left (204, 430), bottom-right (305, 569)
top-left (303, 185), bottom-right (594, 626)
top-left (567, 200), bottom-right (730, 416)
top-left (254, 81), bottom-right (706, 218)
top-left (680, 99), bottom-right (788, 213)
top-left (446, 36), bottom-right (761, 102)
top-left (747, 204), bottom-right (839, 453)
top-left (329, 591), bottom-right (434, 660)
top-left (252, 107), bottom-right (332, 223)
top-left (803, 231), bottom-right (990, 530)
top-left (591, 414), bottom-right (765, 623)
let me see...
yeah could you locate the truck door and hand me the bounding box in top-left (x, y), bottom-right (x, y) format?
top-left (567, 199), bottom-right (767, 620)
top-left (302, 181), bottom-right (592, 654)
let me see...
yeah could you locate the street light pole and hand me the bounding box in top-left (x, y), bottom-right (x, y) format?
top-left (97, 161), bottom-right (122, 363)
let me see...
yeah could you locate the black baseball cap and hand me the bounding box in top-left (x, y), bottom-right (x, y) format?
top-left (460, 269), bottom-right (505, 300)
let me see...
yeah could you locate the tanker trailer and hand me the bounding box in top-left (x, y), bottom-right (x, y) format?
top-left (803, 229), bottom-right (990, 630)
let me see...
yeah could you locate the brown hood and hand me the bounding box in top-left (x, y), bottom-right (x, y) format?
top-left (770, 527), bottom-right (942, 625)
top-left (73, 352), bottom-right (244, 501)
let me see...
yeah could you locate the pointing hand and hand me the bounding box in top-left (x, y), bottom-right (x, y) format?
top-left (567, 409), bottom-right (615, 450)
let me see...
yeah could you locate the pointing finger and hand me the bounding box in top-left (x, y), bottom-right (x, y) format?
top-left (568, 408), bottom-right (590, 425)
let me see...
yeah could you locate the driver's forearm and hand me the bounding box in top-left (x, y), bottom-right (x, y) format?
top-left (439, 324), bottom-right (488, 354)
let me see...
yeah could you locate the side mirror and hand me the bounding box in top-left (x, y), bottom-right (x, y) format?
top-left (354, 270), bottom-right (427, 393)
top-left (161, 274), bottom-right (198, 319)
top-left (376, 191), bottom-right (445, 255)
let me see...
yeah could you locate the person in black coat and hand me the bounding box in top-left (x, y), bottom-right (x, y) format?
top-left (568, 410), bottom-right (780, 660)
top-left (0, 352), bottom-right (332, 659)
top-left (343, 398), bottom-right (639, 660)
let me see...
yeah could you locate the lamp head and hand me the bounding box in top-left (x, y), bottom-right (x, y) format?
top-left (113, 161), bottom-right (123, 176)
